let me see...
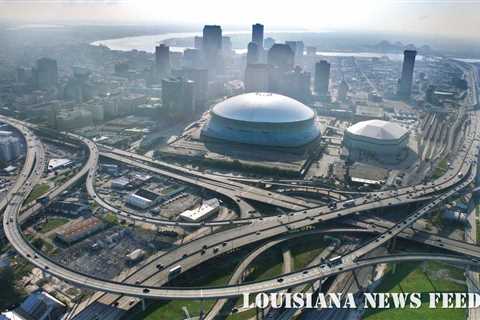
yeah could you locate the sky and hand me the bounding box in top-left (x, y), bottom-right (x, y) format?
top-left (1, 0), bottom-right (480, 39)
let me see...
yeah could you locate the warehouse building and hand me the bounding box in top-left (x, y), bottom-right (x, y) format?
top-left (179, 198), bottom-right (220, 222)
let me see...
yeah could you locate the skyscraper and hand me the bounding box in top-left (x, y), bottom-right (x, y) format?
top-left (174, 68), bottom-right (209, 110)
top-left (222, 36), bottom-right (233, 55)
top-left (194, 36), bottom-right (203, 50)
top-left (183, 49), bottom-right (202, 68)
top-left (337, 80), bottom-right (349, 102)
top-left (155, 44), bottom-right (171, 78)
top-left (246, 42), bottom-right (260, 65)
top-left (244, 64), bottom-right (269, 92)
top-left (286, 41), bottom-right (304, 60)
top-left (398, 50), bottom-right (417, 99)
top-left (315, 60), bottom-right (331, 96)
top-left (267, 44), bottom-right (294, 71)
top-left (33, 58), bottom-right (58, 89)
top-left (252, 23), bottom-right (264, 48)
top-left (264, 37), bottom-right (275, 50)
top-left (202, 25), bottom-right (223, 75)
top-left (162, 77), bottom-right (196, 119)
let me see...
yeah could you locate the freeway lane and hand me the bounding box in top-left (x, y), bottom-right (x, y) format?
top-left (2, 111), bottom-right (480, 302)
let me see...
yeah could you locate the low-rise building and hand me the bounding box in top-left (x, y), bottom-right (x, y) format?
top-left (55, 217), bottom-right (105, 245)
top-left (0, 290), bottom-right (66, 320)
top-left (126, 188), bottom-right (160, 209)
top-left (111, 177), bottom-right (130, 189)
top-left (179, 198), bottom-right (220, 222)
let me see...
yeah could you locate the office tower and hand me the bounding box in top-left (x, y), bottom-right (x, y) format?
top-left (161, 77), bottom-right (196, 119)
top-left (252, 23), bottom-right (264, 48)
top-left (246, 42), bottom-right (260, 65)
top-left (0, 136), bottom-right (22, 162)
top-left (267, 44), bottom-right (294, 71)
top-left (337, 80), bottom-right (349, 101)
top-left (398, 50), bottom-right (417, 99)
top-left (244, 64), bottom-right (269, 92)
top-left (425, 85), bottom-right (436, 104)
top-left (183, 49), bottom-right (202, 68)
top-left (114, 61), bottom-right (129, 76)
top-left (16, 67), bottom-right (28, 83)
top-left (314, 60), bottom-right (331, 96)
top-left (284, 67), bottom-right (311, 103)
top-left (174, 68), bottom-right (209, 110)
top-left (264, 37), bottom-right (275, 50)
top-left (155, 44), bottom-right (171, 78)
top-left (222, 36), bottom-right (233, 55)
top-left (33, 58), bottom-right (58, 89)
top-left (194, 36), bottom-right (203, 50)
top-left (64, 67), bottom-right (91, 102)
top-left (286, 41), bottom-right (304, 59)
top-left (202, 25), bottom-right (223, 75)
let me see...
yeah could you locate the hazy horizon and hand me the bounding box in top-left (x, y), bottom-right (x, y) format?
top-left (1, 0), bottom-right (480, 41)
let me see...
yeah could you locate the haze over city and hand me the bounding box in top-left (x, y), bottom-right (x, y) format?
top-left (1, 0), bottom-right (480, 40)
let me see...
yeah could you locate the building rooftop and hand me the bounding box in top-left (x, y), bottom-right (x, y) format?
top-left (211, 92), bottom-right (315, 123)
top-left (346, 120), bottom-right (408, 141)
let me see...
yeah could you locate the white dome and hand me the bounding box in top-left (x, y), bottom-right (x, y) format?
top-left (211, 92), bottom-right (315, 123)
top-left (346, 120), bottom-right (408, 141)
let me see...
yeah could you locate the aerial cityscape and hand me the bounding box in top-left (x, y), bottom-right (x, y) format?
top-left (1, 1), bottom-right (480, 319)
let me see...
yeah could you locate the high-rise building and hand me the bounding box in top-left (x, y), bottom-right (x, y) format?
top-left (252, 23), bottom-right (264, 48)
top-left (183, 49), bottom-right (202, 68)
top-left (264, 37), bottom-right (275, 50)
top-left (425, 84), bottom-right (436, 104)
top-left (246, 42), bottom-right (260, 65)
top-left (222, 36), bottom-right (233, 55)
top-left (33, 58), bottom-right (58, 89)
top-left (174, 68), bottom-right (209, 110)
top-left (0, 136), bottom-right (22, 162)
top-left (194, 36), bottom-right (203, 50)
top-left (162, 77), bottom-right (196, 119)
top-left (155, 44), bottom-right (171, 78)
top-left (337, 80), bottom-right (349, 102)
top-left (286, 41), bottom-right (304, 60)
top-left (314, 60), bottom-right (331, 96)
top-left (267, 44), bottom-right (294, 71)
top-left (244, 64), bottom-right (269, 92)
top-left (202, 25), bottom-right (223, 75)
top-left (64, 68), bottom-right (92, 102)
top-left (398, 50), bottom-right (417, 99)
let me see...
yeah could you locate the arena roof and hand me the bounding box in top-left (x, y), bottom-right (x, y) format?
top-left (346, 120), bottom-right (408, 141)
top-left (211, 92), bottom-right (314, 123)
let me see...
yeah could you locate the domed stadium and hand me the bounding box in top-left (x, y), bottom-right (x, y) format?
top-left (202, 92), bottom-right (320, 147)
top-left (344, 119), bottom-right (409, 155)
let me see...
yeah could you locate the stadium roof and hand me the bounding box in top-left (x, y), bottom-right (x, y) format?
top-left (346, 120), bottom-right (408, 141)
top-left (211, 92), bottom-right (314, 123)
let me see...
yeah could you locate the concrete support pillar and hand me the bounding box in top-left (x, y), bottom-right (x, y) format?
top-left (388, 237), bottom-right (397, 253)
top-left (142, 299), bottom-right (146, 311)
top-left (352, 270), bottom-right (361, 290)
top-left (371, 264), bottom-right (377, 281)
top-left (312, 278), bottom-right (322, 293)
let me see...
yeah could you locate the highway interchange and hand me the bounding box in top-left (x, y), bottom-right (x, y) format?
top-left (2, 102), bottom-right (480, 317)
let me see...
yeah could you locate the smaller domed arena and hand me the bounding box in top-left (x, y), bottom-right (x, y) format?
top-left (343, 120), bottom-right (409, 156)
